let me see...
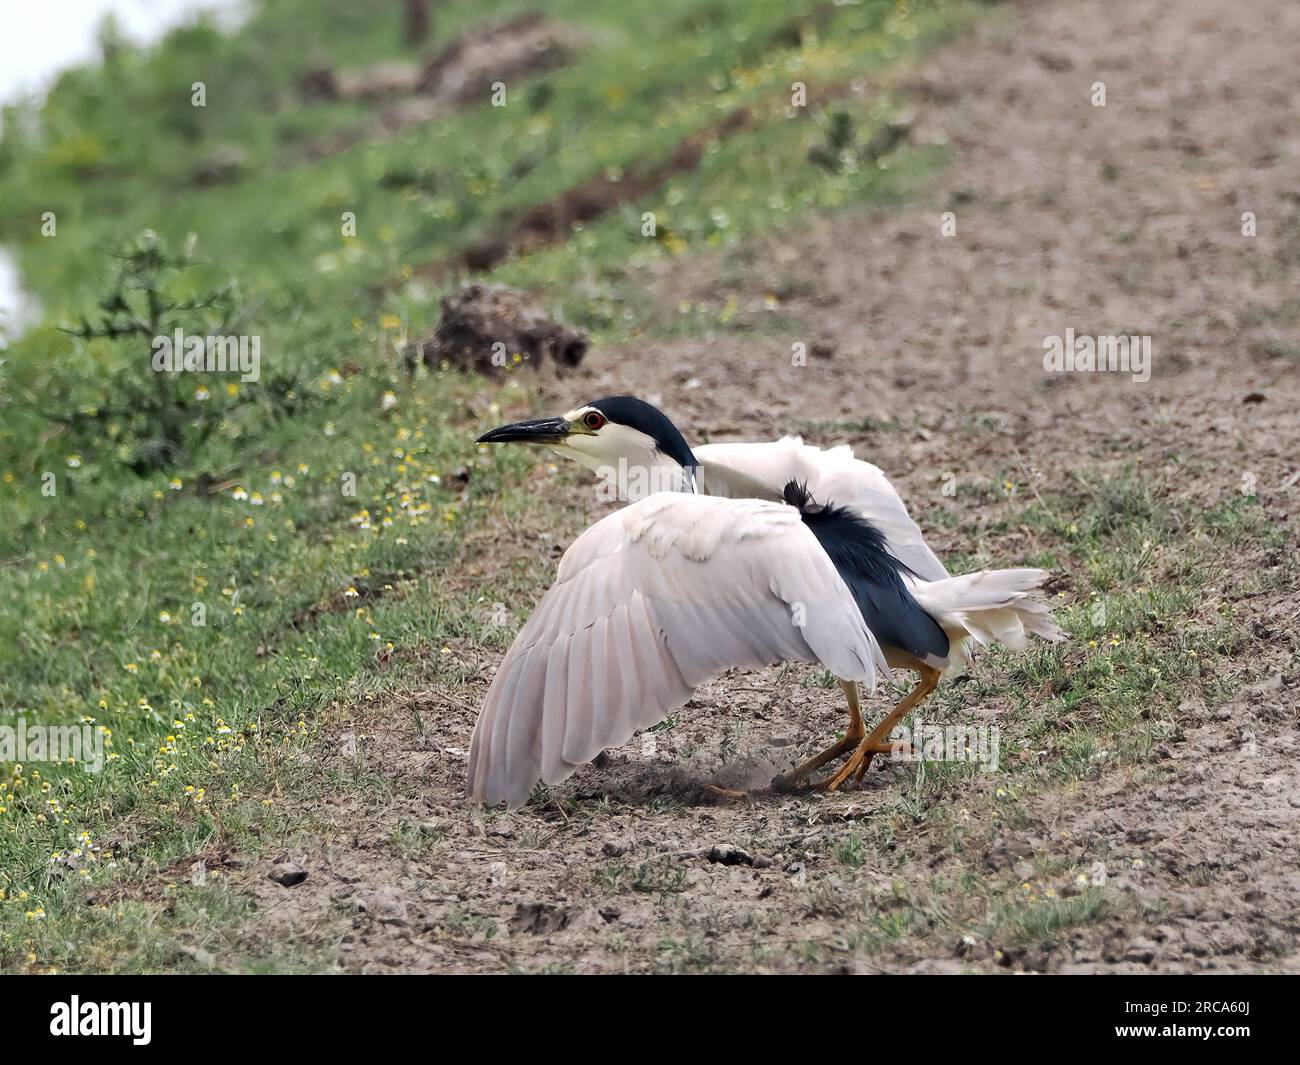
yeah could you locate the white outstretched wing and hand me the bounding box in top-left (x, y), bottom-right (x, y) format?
top-left (467, 492), bottom-right (888, 808)
top-left (693, 437), bottom-right (949, 582)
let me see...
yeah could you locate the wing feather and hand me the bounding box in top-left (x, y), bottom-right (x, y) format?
top-left (467, 493), bottom-right (886, 808)
top-left (540, 637), bottom-right (571, 785)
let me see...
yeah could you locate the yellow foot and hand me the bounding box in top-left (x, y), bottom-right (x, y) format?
top-left (773, 678), bottom-right (868, 793)
top-left (772, 733), bottom-right (865, 792)
top-left (704, 784), bottom-right (748, 800)
top-left (799, 743), bottom-right (905, 792)
top-left (817, 665), bottom-right (940, 792)
top-left (816, 742), bottom-right (914, 791)
top-left (820, 749), bottom-right (869, 792)
top-left (851, 741), bottom-right (916, 785)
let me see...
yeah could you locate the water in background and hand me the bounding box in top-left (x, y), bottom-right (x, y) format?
top-left (0, 248), bottom-right (40, 346)
top-left (0, 0), bottom-right (244, 105)
top-left (0, 0), bottom-right (244, 339)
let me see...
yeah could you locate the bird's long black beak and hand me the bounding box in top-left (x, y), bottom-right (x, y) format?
top-left (476, 416), bottom-right (571, 445)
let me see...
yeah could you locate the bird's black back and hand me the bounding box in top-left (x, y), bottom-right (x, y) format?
top-left (783, 481), bottom-right (949, 663)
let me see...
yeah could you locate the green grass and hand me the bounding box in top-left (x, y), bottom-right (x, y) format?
top-left (992, 887), bottom-right (1107, 946)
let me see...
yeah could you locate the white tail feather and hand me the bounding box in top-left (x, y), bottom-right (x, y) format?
top-left (910, 568), bottom-right (1065, 655)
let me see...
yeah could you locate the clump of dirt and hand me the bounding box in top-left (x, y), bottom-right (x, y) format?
top-left (342, 62), bottom-right (419, 103)
top-left (416, 12), bottom-right (578, 104)
top-left (299, 13), bottom-right (584, 157)
top-left (403, 283), bottom-right (589, 375)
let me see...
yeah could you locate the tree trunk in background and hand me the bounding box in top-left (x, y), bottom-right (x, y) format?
top-left (403, 0), bottom-right (431, 47)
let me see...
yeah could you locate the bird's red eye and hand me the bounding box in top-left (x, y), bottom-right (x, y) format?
top-left (583, 411), bottom-right (606, 431)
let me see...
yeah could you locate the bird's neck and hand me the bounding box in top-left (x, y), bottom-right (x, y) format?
top-left (590, 452), bottom-right (697, 502)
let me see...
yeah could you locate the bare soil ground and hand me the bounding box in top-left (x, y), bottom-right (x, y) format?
top-left (218, 0), bottom-right (1298, 972)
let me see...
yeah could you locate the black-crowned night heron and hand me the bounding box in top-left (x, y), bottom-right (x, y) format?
top-left (469, 396), bottom-right (1062, 808)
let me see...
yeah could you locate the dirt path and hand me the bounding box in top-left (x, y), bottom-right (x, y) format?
top-left (225, 0), bottom-right (1298, 972)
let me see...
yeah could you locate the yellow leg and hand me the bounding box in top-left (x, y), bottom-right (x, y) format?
top-left (773, 680), bottom-right (865, 790)
top-left (822, 665), bottom-right (940, 792)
